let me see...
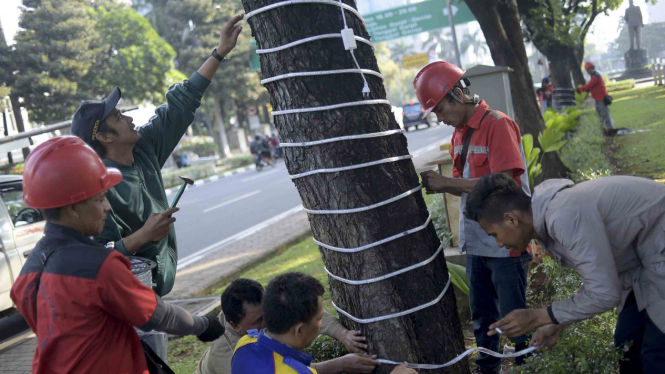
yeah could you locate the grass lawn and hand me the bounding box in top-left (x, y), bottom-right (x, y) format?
top-left (610, 85), bottom-right (665, 180)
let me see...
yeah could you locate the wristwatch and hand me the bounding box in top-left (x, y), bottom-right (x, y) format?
top-left (211, 48), bottom-right (226, 63)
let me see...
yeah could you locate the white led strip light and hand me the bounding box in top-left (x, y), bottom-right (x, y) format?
top-left (245, 0), bottom-right (365, 23)
top-left (332, 274), bottom-right (452, 324)
top-left (314, 214), bottom-right (432, 253)
top-left (272, 99), bottom-right (390, 116)
top-left (304, 185), bottom-right (421, 214)
top-left (325, 243), bottom-right (444, 285)
top-left (289, 154), bottom-right (411, 180)
top-left (256, 34), bottom-right (374, 54)
top-left (280, 129), bottom-right (404, 148)
top-left (261, 68), bottom-right (383, 85)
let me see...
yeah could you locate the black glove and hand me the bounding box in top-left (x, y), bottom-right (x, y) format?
top-left (197, 315), bottom-right (225, 342)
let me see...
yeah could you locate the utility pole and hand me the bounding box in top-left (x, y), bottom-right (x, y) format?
top-left (447, 0), bottom-right (462, 68)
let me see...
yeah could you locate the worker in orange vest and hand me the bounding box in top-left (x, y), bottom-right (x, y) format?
top-left (577, 62), bottom-right (616, 135)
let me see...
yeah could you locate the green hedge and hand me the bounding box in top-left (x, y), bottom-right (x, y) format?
top-left (161, 163), bottom-right (215, 189)
top-left (559, 111), bottom-right (613, 182)
top-left (217, 154), bottom-right (253, 171)
top-left (606, 79), bottom-right (635, 93)
top-left (179, 136), bottom-right (218, 157)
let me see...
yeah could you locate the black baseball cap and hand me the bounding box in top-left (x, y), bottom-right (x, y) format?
top-left (71, 87), bottom-right (121, 146)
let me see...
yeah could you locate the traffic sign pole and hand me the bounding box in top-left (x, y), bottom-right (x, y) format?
top-left (447, 0), bottom-right (462, 68)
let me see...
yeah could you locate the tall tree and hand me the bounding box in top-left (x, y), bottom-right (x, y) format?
top-left (8, 0), bottom-right (180, 127)
top-left (241, 0), bottom-right (468, 372)
top-left (464, 0), bottom-right (568, 179)
top-left (135, 0), bottom-right (268, 156)
top-left (517, 0), bottom-right (623, 88)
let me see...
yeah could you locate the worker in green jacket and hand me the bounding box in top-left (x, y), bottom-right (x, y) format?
top-left (71, 14), bottom-right (244, 297)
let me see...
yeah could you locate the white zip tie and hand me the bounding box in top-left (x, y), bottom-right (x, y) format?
top-left (305, 185), bottom-right (421, 215)
top-left (246, 0), bottom-right (365, 23)
top-left (256, 34), bottom-right (374, 54)
top-left (377, 346), bottom-right (540, 369)
top-left (280, 129), bottom-right (404, 148)
top-left (332, 273), bottom-right (452, 323)
top-left (289, 154), bottom-right (412, 179)
top-left (261, 69), bottom-right (384, 85)
top-left (314, 214), bottom-right (432, 253)
top-left (272, 99), bottom-right (390, 116)
top-left (325, 243), bottom-right (444, 285)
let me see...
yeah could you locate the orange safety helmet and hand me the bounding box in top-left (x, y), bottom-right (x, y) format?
top-left (584, 61), bottom-right (595, 70)
top-left (413, 61), bottom-right (467, 118)
top-left (22, 136), bottom-right (122, 210)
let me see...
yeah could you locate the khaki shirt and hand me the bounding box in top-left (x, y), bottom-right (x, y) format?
top-left (194, 310), bottom-right (343, 374)
top-left (532, 177), bottom-right (665, 331)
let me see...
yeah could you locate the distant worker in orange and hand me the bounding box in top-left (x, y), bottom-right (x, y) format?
top-left (577, 62), bottom-right (615, 135)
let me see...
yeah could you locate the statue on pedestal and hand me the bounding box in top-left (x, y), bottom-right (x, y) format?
top-left (625, 0), bottom-right (643, 50)
top-left (623, 0), bottom-right (649, 70)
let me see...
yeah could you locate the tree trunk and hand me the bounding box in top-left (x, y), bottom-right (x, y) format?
top-left (10, 96), bottom-right (30, 161)
top-left (2, 110), bottom-right (13, 164)
top-left (213, 99), bottom-right (231, 158)
top-left (567, 47), bottom-right (586, 87)
top-left (464, 0), bottom-right (568, 179)
top-left (548, 52), bottom-right (572, 89)
top-left (241, 1), bottom-right (468, 372)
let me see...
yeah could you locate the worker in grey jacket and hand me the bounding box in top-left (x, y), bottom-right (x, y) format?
top-left (463, 174), bottom-right (665, 374)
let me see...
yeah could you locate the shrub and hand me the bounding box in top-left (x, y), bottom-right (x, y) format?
top-left (180, 136), bottom-right (218, 157)
top-left (303, 335), bottom-right (346, 362)
top-left (559, 112), bottom-right (613, 183)
top-left (430, 195), bottom-right (453, 246)
top-left (9, 163), bottom-right (24, 175)
top-left (217, 154), bottom-right (253, 171)
top-left (606, 79), bottom-right (635, 93)
top-left (161, 163), bottom-right (216, 189)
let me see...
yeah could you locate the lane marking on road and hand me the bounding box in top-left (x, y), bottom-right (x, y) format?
top-left (176, 204), bottom-right (304, 270)
top-left (242, 168), bottom-right (281, 182)
top-left (202, 190), bottom-right (262, 213)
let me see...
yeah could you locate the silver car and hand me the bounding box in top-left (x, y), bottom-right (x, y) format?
top-left (0, 175), bottom-right (45, 313)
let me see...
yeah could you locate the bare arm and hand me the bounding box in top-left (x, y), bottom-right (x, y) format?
top-left (421, 170), bottom-right (515, 195)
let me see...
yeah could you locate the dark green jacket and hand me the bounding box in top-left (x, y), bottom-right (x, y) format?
top-left (95, 73), bottom-right (210, 296)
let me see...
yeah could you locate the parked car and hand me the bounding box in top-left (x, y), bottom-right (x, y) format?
top-left (0, 175), bottom-right (45, 313)
top-left (402, 102), bottom-right (436, 131)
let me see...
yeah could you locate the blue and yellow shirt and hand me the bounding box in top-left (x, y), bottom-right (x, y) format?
top-left (232, 330), bottom-right (317, 374)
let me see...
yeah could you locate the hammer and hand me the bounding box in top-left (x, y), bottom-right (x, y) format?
top-left (170, 176), bottom-right (194, 209)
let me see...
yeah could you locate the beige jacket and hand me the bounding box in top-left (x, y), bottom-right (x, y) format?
top-left (532, 177), bottom-right (665, 332)
top-left (194, 310), bottom-right (344, 374)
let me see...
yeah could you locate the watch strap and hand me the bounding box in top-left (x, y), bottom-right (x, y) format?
top-left (211, 48), bottom-right (226, 63)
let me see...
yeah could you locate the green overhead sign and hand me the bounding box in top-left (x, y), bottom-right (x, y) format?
top-left (364, 0), bottom-right (476, 43)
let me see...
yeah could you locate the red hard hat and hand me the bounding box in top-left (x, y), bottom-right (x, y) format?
top-left (23, 136), bottom-right (122, 209)
top-left (413, 61), bottom-right (466, 117)
top-left (584, 61), bottom-right (595, 70)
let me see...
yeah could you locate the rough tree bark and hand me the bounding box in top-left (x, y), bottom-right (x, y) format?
top-left (241, 1), bottom-right (468, 373)
top-left (464, 0), bottom-right (568, 180)
top-left (567, 47), bottom-right (586, 87)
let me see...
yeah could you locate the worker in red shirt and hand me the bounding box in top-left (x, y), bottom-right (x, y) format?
top-left (415, 61), bottom-right (532, 374)
top-left (577, 61), bottom-right (615, 135)
top-left (10, 136), bottom-right (225, 374)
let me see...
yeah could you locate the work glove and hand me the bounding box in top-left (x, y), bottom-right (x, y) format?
top-left (197, 315), bottom-right (225, 342)
top-left (575, 87), bottom-right (581, 94)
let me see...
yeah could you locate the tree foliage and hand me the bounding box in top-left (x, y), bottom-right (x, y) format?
top-left (134, 0), bottom-right (268, 133)
top-left (6, 0), bottom-right (180, 125)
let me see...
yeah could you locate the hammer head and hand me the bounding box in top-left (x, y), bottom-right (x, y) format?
top-left (179, 176), bottom-right (194, 185)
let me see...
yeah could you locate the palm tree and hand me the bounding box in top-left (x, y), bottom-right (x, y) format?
top-left (423, 30), bottom-right (455, 62)
top-left (460, 29), bottom-right (488, 65)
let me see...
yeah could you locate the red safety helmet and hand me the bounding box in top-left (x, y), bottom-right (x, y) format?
top-left (23, 136), bottom-right (122, 209)
top-left (584, 61), bottom-right (595, 70)
top-left (413, 61), bottom-right (466, 118)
